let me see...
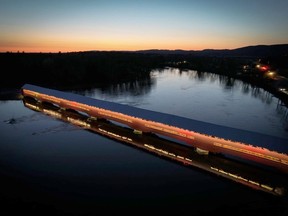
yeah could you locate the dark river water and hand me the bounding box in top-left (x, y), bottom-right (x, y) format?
top-left (1, 68), bottom-right (288, 215)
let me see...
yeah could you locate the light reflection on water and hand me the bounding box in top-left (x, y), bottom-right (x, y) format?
top-left (1, 68), bottom-right (288, 215)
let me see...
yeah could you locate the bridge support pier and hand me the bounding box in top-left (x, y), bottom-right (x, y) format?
top-left (87, 116), bottom-right (97, 122)
top-left (195, 147), bottom-right (209, 155)
top-left (59, 107), bottom-right (66, 112)
top-left (133, 129), bottom-right (142, 135)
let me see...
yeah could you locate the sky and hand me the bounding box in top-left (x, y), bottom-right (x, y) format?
top-left (0, 0), bottom-right (288, 52)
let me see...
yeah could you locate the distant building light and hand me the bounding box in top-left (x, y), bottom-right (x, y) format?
top-left (260, 66), bottom-right (268, 71)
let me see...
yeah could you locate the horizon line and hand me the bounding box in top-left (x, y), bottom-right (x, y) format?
top-left (1, 43), bottom-right (287, 54)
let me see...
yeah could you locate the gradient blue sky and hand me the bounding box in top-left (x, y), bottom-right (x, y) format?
top-left (1, 0), bottom-right (287, 52)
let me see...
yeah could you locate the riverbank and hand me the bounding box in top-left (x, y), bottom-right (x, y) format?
top-left (1, 51), bottom-right (287, 107)
top-left (171, 59), bottom-right (288, 107)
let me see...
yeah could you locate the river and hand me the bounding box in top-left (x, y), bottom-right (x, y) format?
top-left (1, 67), bottom-right (288, 215)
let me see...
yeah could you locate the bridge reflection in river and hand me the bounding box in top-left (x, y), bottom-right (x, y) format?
top-left (23, 97), bottom-right (288, 197)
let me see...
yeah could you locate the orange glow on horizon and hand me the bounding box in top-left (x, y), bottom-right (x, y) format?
top-left (0, 43), bottom-right (250, 53)
top-left (0, 34), bottom-right (254, 53)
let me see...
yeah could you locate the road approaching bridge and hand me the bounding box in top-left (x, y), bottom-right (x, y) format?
top-left (21, 84), bottom-right (288, 174)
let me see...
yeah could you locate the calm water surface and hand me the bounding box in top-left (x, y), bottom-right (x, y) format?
top-left (1, 68), bottom-right (288, 215)
top-left (84, 68), bottom-right (288, 138)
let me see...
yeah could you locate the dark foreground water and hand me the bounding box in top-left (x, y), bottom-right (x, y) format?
top-left (1, 68), bottom-right (288, 215)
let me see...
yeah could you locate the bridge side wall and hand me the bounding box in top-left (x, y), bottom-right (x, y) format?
top-left (21, 86), bottom-right (288, 173)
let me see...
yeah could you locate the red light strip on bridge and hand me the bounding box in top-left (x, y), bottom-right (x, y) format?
top-left (22, 88), bottom-right (288, 173)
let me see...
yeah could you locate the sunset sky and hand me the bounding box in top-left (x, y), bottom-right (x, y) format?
top-left (1, 0), bottom-right (287, 52)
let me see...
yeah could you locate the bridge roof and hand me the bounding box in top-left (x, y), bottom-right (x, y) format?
top-left (22, 83), bottom-right (288, 153)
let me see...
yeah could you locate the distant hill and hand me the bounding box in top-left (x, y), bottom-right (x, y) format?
top-left (135, 44), bottom-right (288, 58)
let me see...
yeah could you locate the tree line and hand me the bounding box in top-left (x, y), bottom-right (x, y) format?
top-left (1, 51), bottom-right (287, 91)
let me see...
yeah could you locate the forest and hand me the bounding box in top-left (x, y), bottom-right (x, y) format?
top-left (1, 45), bottom-right (288, 105)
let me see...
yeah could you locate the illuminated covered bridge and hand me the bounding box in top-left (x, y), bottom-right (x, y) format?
top-left (21, 83), bottom-right (288, 173)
